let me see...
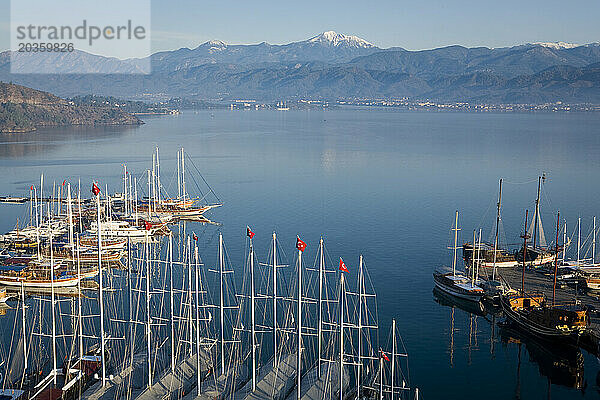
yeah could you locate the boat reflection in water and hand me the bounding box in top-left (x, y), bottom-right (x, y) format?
top-left (499, 321), bottom-right (585, 391)
top-left (433, 286), bottom-right (488, 317)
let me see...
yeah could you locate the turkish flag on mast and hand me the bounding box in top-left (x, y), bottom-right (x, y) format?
top-left (193, 232), bottom-right (198, 241)
top-left (339, 258), bottom-right (349, 273)
top-left (91, 182), bottom-right (100, 196)
top-left (247, 226), bottom-right (255, 239)
top-left (296, 236), bottom-right (307, 252)
top-left (381, 350), bottom-right (390, 362)
top-left (145, 221), bottom-right (152, 231)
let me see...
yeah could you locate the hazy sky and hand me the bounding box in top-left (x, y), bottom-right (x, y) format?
top-left (1, 0), bottom-right (599, 54)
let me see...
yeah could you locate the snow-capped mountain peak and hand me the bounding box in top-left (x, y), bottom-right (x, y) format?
top-left (307, 31), bottom-right (375, 48)
top-left (200, 40), bottom-right (227, 52)
top-left (532, 41), bottom-right (579, 49)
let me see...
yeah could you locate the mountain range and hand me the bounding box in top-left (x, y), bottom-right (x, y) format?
top-left (2, 31), bottom-right (600, 104)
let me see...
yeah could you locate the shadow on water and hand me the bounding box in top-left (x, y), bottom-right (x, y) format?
top-left (0, 125), bottom-right (139, 159)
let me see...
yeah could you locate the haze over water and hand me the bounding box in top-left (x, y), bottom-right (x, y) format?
top-left (1, 107), bottom-right (600, 399)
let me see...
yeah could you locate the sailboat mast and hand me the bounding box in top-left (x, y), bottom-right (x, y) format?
top-left (577, 217), bottom-right (581, 266)
top-left (452, 211), bottom-right (458, 277)
top-left (273, 232), bottom-right (278, 367)
top-left (181, 148), bottom-right (186, 201)
top-left (471, 230), bottom-right (476, 285)
top-left (156, 147), bottom-right (161, 206)
top-left (194, 244), bottom-right (202, 394)
top-left (96, 188), bottom-right (106, 386)
top-left (134, 177), bottom-right (139, 225)
top-left (250, 238), bottom-right (257, 391)
top-left (169, 233), bottom-right (175, 373)
top-left (533, 176), bottom-right (541, 249)
top-left (317, 238), bottom-right (324, 378)
top-left (492, 179), bottom-right (503, 280)
top-left (21, 281), bottom-right (27, 373)
top-left (50, 234), bottom-right (57, 384)
top-left (594, 216), bottom-right (597, 264)
top-left (67, 184), bottom-right (73, 250)
top-left (476, 228), bottom-right (482, 283)
top-left (562, 221), bottom-right (567, 265)
top-left (339, 272), bottom-right (345, 400)
top-left (219, 232), bottom-right (225, 375)
top-left (124, 165), bottom-right (129, 216)
top-left (187, 238), bottom-right (192, 356)
top-left (521, 210), bottom-right (529, 294)
top-left (378, 350), bottom-right (383, 400)
top-left (145, 232), bottom-right (152, 388)
top-left (147, 170), bottom-right (152, 217)
top-left (357, 255), bottom-right (364, 397)
top-left (296, 244), bottom-right (303, 400)
top-left (177, 150), bottom-right (181, 199)
top-left (553, 211), bottom-right (560, 306)
top-left (391, 319), bottom-right (396, 400)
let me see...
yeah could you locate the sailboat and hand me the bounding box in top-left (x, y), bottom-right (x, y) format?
top-left (501, 210), bottom-right (589, 339)
top-left (433, 211), bottom-right (484, 302)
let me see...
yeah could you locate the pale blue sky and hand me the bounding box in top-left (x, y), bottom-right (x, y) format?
top-left (1, 0), bottom-right (599, 54)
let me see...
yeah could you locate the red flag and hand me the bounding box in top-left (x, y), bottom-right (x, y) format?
top-left (62, 179), bottom-right (66, 186)
top-left (91, 182), bottom-right (100, 196)
top-left (296, 236), bottom-right (307, 252)
top-left (381, 350), bottom-right (390, 362)
top-left (193, 232), bottom-right (198, 241)
top-left (339, 258), bottom-right (349, 273)
top-left (30, 185), bottom-right (34, 190)
top-left (246, 226), bottom-right (255, 239)
top-left (145, 221), bottom-right (152, 231)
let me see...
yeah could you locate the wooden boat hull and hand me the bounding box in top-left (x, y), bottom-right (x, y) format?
top-left (433, 271), bottom-right (484, 302)
top-left (500, 295), bottom-right (587, 339)
top-left (0, 275), bottom-right (80, 288)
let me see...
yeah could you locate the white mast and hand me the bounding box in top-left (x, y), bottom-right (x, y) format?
top-left (147, 170), bottom-right (152, 218)
top-left (96, 186), bottom-right (107, 386)
top-left (77, 235), bottom-right (83, 364)
top-left (594, 216), bottom-right (597, 264)
top-left (169, 233), bottom-right (175, 373)
top-left (218, 232), bottom-right (225, 375)
top-left (21, 281), bottom-right (27, 374)
top-left (77, 189), bottom-right (84, 364)
top-left (181, 148), bottom-right (187, 201)
top-left (577, 217), bottom-right (581, 267)
top-left (194, 243), bottom-right (202, 395)
top-left (378, 350), bottom-right (383, 400)
top-left (187, 237), bottom-right (193, 357)
top-left (471, 230), bottom-right (476, 285)
top-left (250, 237), bottom-right (257, 391)
top-left (50, 234), bottom-right (57, 384)
top-left (492, 180), bottom-right (502, 280)
top-left (151, 153), bottom-right (156, 211)
top-left (128, 173), bottom-right (133, 218)
top-left (391, 319), bottom-right (396, 400)
top-left (272, 232), bottom-right (278, 367)
top-left (145, 231), bottom-right (152, 388)
top-left (35, 186), bottom-right (40, 261)
top-left (452, 211), bottom-right (459, 277)
top-left (67, 184), bottom-right (74, 250)
top-left (155, 147), bottom-right (161, 206)
top-left (476, 228), bottom-right (482, 283)
top-left (339, 270), bottom-right (345, 400)
top-left (357, 255), bottom-right (364, 398)
top-left (134, 177), bottom-right (139, 225)
top-left (317, 238), bottom-right (324, 378)
top-left (296, 240), bottom-right (303, 400)
top-left (177, 150), bottom-right (182, 199)
top-left (124, 165), bottom-right (129, 216)
top-left (562, 221), bottom-right (567, 265)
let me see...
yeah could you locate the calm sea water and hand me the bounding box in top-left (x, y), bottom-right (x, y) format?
top-left (1, 108), bottom-right (600, 398)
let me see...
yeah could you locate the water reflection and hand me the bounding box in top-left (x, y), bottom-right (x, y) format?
top-left (0, 125), bottom-right (139, 159)
top-left (499, 322), bottom-right (586, 391)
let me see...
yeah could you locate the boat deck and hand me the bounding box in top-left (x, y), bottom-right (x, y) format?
top-left (233, 353), bottom-right (297, 400)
